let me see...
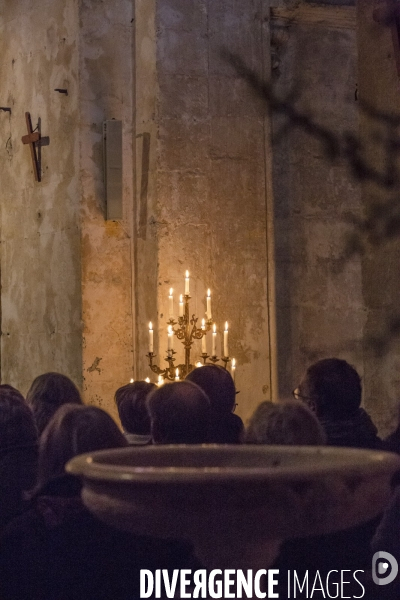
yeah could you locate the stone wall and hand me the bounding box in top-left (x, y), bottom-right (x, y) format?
top-left (0, 0), bottom-right (135, 420)
top-left (0, 0), bottom-right (82, 393)
top-left (0, 0), bottom-right (275, 425)
top-left (271, 7), bottom-right (366, 398)
top-left (5, 0), bottom-right (396, 434)
top-left (78, 0), bottom-right (135, 421)
top-left (271, 2), bottom-right (400, 435)
top-left (357, 0), bottom-right (400, 435)
top-left (135, 0), bottom-right (274, 423)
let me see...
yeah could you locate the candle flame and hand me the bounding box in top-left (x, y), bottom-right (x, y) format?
top-left (202, 318), bottom-right (205, 328)
top-left (232, 358), bottom-right (236, 368)
top-left (207, 289), bottom-right (211, 297)
top-left (175, 368), bottom-right (179, 379)
top-left (185, 270), bottom-right (189, 278)
top-left (213, 323), bottom-right (216, 333)
top-left (158, 375), bottom-right (164, 386)
top-left (196, 362), bottom-right (203, 368)
top-left (169, 288), bottom-right (173, 296)
top-left (168, 325), bottom-right (173, 334)
top-left (225, 321), bottom-right (228, 331)
top-left (130, 378), bottom-right (134, 383)
top-left (179, 294), bottom-right (183, 303)
top-left (145, 377), bottom-right (151, 383)
top-left (149, 321), bottom-right (153, 331)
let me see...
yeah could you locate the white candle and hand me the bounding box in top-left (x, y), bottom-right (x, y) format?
top-left (224, 321), bottom-right (229, 357)
top-left (185, 270), bottom-right (190, 295)
top-left (168, 288), bottom-right (174, 318)
top-left (167, 325), bottom-right (173, 356)
top-left (148, 322), bottom-right (154, 353)
top-left (179, 294), bottom-right (184, 317)
top-left (130, 378), bottom-right (134, 383)
top-left (212, 323), bottom-right (217, 356)
top-left (201, 318), bottom-right (206, 354)
top-left (231, 358), bottom-right (236, 382)
top-left (206, 289), bottom-right (212, 320)
top-left (175, 368), bottom-right (180, 381)
top-left (145, 377), bottom-right (151, 383)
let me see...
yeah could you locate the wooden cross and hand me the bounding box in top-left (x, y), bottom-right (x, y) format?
top-left (21, 112), bottom-right (41, 182)
top-left (373, 1), bottom-right (400, 77)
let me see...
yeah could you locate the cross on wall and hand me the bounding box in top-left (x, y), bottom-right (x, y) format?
top-left (21, 112), bottom-right (41, 182)
top-left (21, 112), bottom-right (50, 183)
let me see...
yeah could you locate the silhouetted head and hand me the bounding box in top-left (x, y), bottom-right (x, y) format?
top-left (186, 365), bottom-right (236, 415)
top-left (115, 381), bottom-right (155, 435)
top-left (297, 358), bottom-right (362, 420)
top-left (245, 400), bottom-right (326, 445)
top-left (26, 372), bottom-right (82, 436)
top-left (37, 404), bottom-right (127, 488)
top-left (0, 385), bottom-right (37, 449)
top-left (147, 381), bottom-right (210, 444)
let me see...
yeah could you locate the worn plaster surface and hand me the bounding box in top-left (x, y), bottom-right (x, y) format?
top-left (135, 0), bottom-right (273, 423)
top-left (0, 0), bottom-right (136, 419)
top-left (78, 0), bottom-right (135, 421)
top-left (0, 0), bottom-right (82, 394)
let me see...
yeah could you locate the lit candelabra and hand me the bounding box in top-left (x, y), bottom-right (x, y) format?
top-left (146, 271), bottom-right (236, 381)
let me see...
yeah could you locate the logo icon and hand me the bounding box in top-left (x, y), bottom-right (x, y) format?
top-left (372, 551), bottom-right (398, 586)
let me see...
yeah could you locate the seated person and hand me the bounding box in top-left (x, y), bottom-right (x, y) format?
top-left (245, 399), bottom-right (326, 445)
top-left (294, 358), bottom-right (382, 450)
top-left (0, 404), bottom-right (199, 600)
top-left (114, 380), bottom-right (155, 445)
top-left (186, 365), bottom-right (244, 443)
top-left (147, 381), bottom-right (210, 444)
top-left (35, 403), bottom-right (128, 489)
top-left (0, 385), bottom-right (38, 532)
top-left (26, 372), bottom-right (82, 436)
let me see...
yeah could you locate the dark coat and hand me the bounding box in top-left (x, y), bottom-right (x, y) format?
top-left (209, 412), bottom-right (244, 444)
top-left (320, 408), bottom-right (383, 450)
top-left (0, 474), bottom-right (200, 600)
top-left (0, 443), bottom-right (38, 532)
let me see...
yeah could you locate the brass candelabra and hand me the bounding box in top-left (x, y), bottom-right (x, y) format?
top-left (147, 294), bottom-right (231, 381)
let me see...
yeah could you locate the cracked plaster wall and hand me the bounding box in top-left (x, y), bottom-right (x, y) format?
top-left (78, 0), bottom-right (135, 421)
top-left (0, 0), bottom-right (82, 393)
top-left (0, 0), bottom-right (135, 420)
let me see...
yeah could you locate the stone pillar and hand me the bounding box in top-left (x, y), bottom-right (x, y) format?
top-left (78, 0), bottom-right (135, 421)
top-left (357, 0), bottom-right (400, 434)
top-left (135, 0), bottom-right (274, 421)
top-left (271, 6), bottom-right (365, 397)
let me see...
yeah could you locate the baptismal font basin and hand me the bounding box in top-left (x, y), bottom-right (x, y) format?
top-left (67, 445), bottom-right (400, 570)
